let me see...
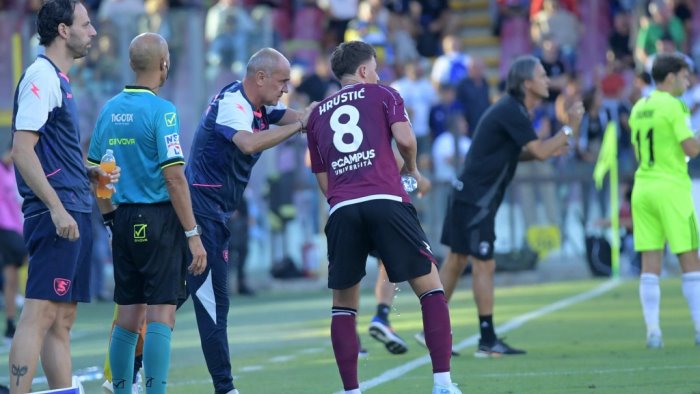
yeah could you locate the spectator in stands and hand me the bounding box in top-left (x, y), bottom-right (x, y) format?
top-left (391, 60), bottom-right (436, 159)
top-left (531, 0), bottom-right (581, 70)
top-left (429, 84), bottom-right (460, 141)
top-left (645, 32), bottom-right (695, 74)
top-left (345, 1), bottom-right (393, 62)
top-left (554, 76), bottom-right (582, 132)
top-left (430, 34), bottom-right (470, 88)
top-left (598, 56), bottom-right (635, 173)
top-left (319, 0), bottom-right (359, 48)
top-left (496, 0), bottom-right (531, 80)
top-left (516, 102), bottom-right (560, 231)
top-left (385, 0), bottom-right (419, 64)
top-left (430, 113), bottom-right (470, 257)
top-left (632, 70), bottom-right (654, 102)
top-left (672, 0), bottom-right (693, 48)
top-left (456, 57), bottom-right (490, 133)
top-left (97, 0), bottom-right (144, 87)
top-left (576, 87), bottom-right (608, 223)
top-left (411, 0), bottom-right (450, 58)
top-left (530, 0), bottom-right (578, 18)
top-left (537, 36), bottom-right (569, 105)
top-left (635, 0), bottom-right (686, 67)
top-left (682, 71), bottom-right (700, 130)
top-left (294, 56), bottom-right (340, 105)
top-left (205, 0), bottom-right (254, 75)
top-left (608, 11), bottom-right (634, 68)
top-left (290, 0), bottom-right (326, 69)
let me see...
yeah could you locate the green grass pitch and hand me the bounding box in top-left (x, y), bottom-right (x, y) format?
top-left (1, 279), bottom-right (698, 393)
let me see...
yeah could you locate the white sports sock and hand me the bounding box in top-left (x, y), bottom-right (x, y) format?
top-left (434, 371), bottom-right (452, 387)
top-left (640, 273), bottom-right (661, 337)
top-left (344, 389), bottom-right (361, 394)
top-left (681, 271), bottom-right (700, 334)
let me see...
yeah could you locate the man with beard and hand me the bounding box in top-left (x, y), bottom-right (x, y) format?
top-left (8, 0), bottom-right (111, 392)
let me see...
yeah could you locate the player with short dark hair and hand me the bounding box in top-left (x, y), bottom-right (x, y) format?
top-left (88, 32), bottom-right (207, 394)
top-left (435, 55), bottom-right (580, 358)
top-left (306, 40), bottom-right (460, 394)
top-left (8, 0), bottom-right (110, 391)
top-left (629, 52), bottom-right (700, 348)
top-left (185, 48), bottom-right (317, 394)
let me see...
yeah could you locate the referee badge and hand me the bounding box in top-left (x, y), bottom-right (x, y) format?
top-left (164, 112), bottom-right (177, 127)
top-left (134, 224), bottom-right (148, 242)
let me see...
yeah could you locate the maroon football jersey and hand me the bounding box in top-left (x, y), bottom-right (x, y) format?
top-left (306, 83), bottom-right (411, 213)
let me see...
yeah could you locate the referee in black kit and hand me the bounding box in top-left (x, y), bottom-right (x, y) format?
top-left (432, 55), bottom-right (583, 357)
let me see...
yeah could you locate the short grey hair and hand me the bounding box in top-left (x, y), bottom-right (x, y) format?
top-left (246, 48), bottom-right (287, 76)
top-left (506, 55), bottom-right (541, 100)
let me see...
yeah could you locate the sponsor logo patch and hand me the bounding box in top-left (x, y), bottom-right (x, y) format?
top-left (164, 133), bottom-right (182, 158)
top-left (30, 82), bottom-right (40, 99)
top-left (111, 113), bottom-right (134, 123)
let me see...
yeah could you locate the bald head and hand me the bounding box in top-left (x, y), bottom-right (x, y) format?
top-left (129, 33), bottom-right (168, 73)
top-left (245, 48), bottom-right (289, 77)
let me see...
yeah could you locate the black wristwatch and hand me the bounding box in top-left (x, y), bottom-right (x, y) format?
top-left (102, 211), bottom-right (116, 230)
top-left (185, 225), bottom-right (202, 238)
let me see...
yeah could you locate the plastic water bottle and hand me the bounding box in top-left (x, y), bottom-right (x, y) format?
top-left (401, 175), bottom-right (418, 193)
top-left (97, 149), bottom-right (116, 199)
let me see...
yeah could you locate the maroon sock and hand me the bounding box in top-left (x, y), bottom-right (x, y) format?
top-left (331, 307), bottom-right (359, 390)
top-left (420, 289), bottom-right (452, 373)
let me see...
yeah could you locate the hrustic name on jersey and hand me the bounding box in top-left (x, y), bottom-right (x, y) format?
top-left (318, 88), bottom-right (366, 115)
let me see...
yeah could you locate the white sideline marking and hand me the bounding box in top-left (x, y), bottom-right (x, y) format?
top-left (479, 364), bottom-right (699, 378)
top-left (239, 365), bottom-right (264, 372)
top-left (341, 279), bottom-right (621, 393)
top-left (299, 347), bottom-right (324, 354)
top-left (269, 355), bottom-right (296, 363)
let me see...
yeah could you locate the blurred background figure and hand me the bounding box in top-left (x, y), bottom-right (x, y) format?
top-left (635, 0), bottom-right (686, 67)
top-left (531, 0), bottom-right (581, 71)
top-left (228, 198), bottom-right (254, 296)
top-left (456, 56), bottom-right (491, 133)
top-left (431, 34), bottom-right (471, 88)
top-left (0, 151), bottom-right (26, 341)
top-left (205, 0), bottom-right (254, 79)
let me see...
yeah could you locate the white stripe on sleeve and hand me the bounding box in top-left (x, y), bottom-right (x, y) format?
top-left (14, 58), bottom-right (62, 132)
top-left (216, 91), bottom-right (255, 133)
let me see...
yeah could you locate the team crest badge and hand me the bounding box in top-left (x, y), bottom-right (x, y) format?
top-left (479, 241), bottom-right (490, 257)
top-left (223, 250), bottom-right (229, 263)
top-left (54, 278), bottom-right (71, 296)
